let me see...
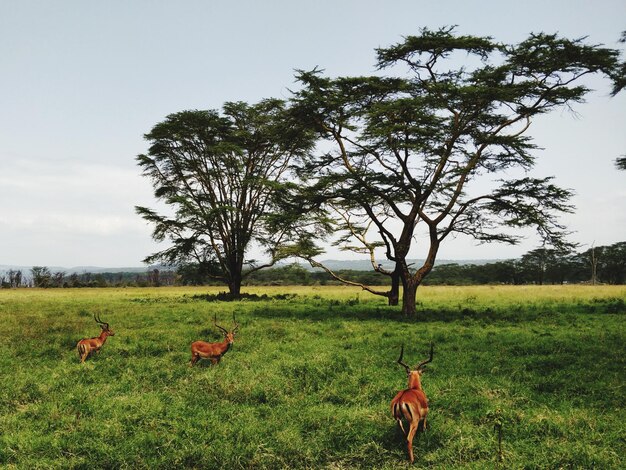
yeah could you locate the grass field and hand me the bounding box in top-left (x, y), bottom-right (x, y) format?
top-left (0, 285), bottom-right (624, 469)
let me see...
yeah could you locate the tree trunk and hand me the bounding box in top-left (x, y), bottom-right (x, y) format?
top-left (401, 278), bottom-right (419, 316)
top-left (590, 247), bottom-right (598, 285)
top-left (228, 276), bottom-right (242, 299)
top-left (388, 269), bottom-right (400, 306)
top-left (398, 251), bottom-right (435, 316)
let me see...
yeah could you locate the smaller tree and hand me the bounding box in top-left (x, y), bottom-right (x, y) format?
top-left (68, 273), bottom-right (80, 288)
top-left (519, 247), bottom-right (575, 285)
top-left (573, 245), bottom-right (603, 284)
top-left (147, 268), bottom-right (161, 287)
top-left (52, 271), bottom-right (65, 288)
top-left (601, 242), bottom-right (626, 284)
top-left (579, 242), bottom-right (626, 284)
top-left (7, 269), bottom-right (23, 288)
top-left (31, 266), bottom-right (51, 288)
top-left (136, 99), bottom-right (315, 297)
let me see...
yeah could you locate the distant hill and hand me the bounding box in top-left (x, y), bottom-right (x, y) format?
top-left (0, 265), bottom-right (167, 275)
top-left (305, 258), bottom-right (500, 271)
top-left (0, 258), bottom-right (501, 276)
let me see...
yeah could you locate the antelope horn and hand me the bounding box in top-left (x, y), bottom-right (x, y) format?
top-left (397, 345), bottom-right (411, 374)
top-left (94, 313), bottom-right (109, 330)
top-left (214, 313), bottom-right (228, 334)
top-left (232, 312), bottom-right (240, 333)
top-left (416, 342), bottom-right (434, 371)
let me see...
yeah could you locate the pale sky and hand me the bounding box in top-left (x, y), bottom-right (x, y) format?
top-left (1, 0), bottom-right (625, 268)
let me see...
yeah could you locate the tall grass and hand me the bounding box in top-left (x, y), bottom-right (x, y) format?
top-left (0, 285), bottom-right (624, 468)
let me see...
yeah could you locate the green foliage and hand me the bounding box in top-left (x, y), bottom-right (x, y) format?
top-left (0, 286), bottom-right (624, 468)
top-left (30, 266), bottom-right (51, 288)
top-left (136, 99), bottom-right (316, 296)
top-left (291, 26), bottom-right (625, 314)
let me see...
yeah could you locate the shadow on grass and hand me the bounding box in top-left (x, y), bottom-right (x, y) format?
top-left (189, 360), bottom-right (224, 369)
top-left (245, 302), bottom-right (523, 323)
top-left (130, 291), bottom-right (625, 322)
top-left (381, 421), bottom-right (443, 465)
top-left (246, 298), bottom-right (625, 323)
top-left (188, 292), bottom-right (299, 302)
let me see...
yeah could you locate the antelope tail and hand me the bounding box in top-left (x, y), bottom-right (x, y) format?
top-left (393, 401), bottom-right (415, 421)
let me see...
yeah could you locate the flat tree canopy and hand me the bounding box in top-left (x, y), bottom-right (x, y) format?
top-left (136, 99), bottom-right (314, 297)
top-left (291, 27), bottom-right (625, 315)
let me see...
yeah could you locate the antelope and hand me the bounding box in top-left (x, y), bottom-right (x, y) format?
top-left (190, 313), bottom-right (239, 366)
top-left (76, 314), bottom-right (115, 363)
top-left (390, 342), bottom-right (434, 464)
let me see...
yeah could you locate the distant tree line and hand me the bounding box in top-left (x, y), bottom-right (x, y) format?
top-left (176, 242), bottom-right (625, 287)
top-left (0, 268), bottom-right (177, 288)
top-left (422, 242), bottom-right (626, 286)
top-left (244, 242), bottom-right (626, 287)
top-left (1, 242), bottom-right (623, 289)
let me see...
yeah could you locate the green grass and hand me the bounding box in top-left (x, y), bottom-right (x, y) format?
top-left (0, 285), bottom-right (624, 469)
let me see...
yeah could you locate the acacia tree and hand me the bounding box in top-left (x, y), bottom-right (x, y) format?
top-left (30, 266), bottom-right (51, 288)
top-left (518, 247), bottom-right (575, 285)
top-left (136, 99), bottom-right (314, 297)
top-left (576, 242), bottom-right (626, 284)
top-left (600, 242), bottom-right (626, 284)
top-left (7, 269), bottom-right (22, 288)
top-left (292, 27), bottom-right (624, 315)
